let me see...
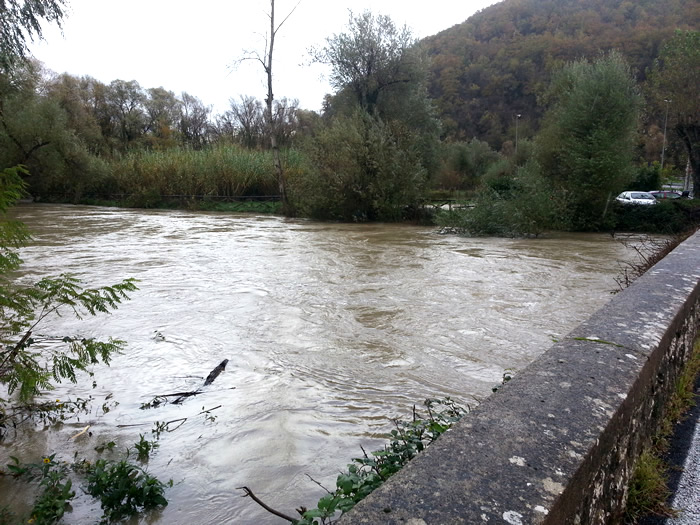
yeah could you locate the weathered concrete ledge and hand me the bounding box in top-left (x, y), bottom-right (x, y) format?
top-left (342, 230), bottom-right (700, 525)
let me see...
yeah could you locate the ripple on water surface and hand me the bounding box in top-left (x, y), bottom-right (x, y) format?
top-left (1, 204), bottom-right (638, 524)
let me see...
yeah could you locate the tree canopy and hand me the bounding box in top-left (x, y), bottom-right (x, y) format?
top-left (536, 51), bottom-right (641, 229)
top-left (312, 11), bottom-right (423, 117)
top-left (0, 0), bottom-right (68, 72)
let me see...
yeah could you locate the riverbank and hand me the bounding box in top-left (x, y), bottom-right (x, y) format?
top-left (32, 193), bottom-right (700, 236)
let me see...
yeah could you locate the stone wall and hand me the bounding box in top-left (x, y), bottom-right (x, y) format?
top-left (342, 230), bottom-right (700, 525)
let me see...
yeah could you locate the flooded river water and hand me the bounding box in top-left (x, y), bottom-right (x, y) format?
top-left (1, 204), bottom-right (637, 523)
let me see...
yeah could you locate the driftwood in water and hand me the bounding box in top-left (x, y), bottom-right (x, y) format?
top-left (140, 360), bottom-right (231, 407)
top-left (204, 359), bottom-right (229, 386)
top-left (171, 359), bottom-right (230, 404)
top-left (171, 391), bottom-right (203, 405)
top-left (141, 387), bottom-right (235, 409)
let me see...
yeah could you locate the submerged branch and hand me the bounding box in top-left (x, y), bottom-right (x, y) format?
top-left (238, 486), bottom-right (297, 523)
top-left (140, 360), bottom-right (233, 407)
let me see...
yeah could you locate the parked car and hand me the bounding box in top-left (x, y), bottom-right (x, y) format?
top-left (649, 190), bottom-right (682, 200)
top-left (615, 191), bottom-right (658, 205)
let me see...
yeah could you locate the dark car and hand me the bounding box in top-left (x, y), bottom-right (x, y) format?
top-left (649, 190), bottom-right (682, 200)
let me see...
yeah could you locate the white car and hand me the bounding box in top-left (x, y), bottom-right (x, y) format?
top-left (615, 191), bottom-right (658, 205)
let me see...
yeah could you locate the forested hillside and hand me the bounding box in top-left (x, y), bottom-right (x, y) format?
top-left (424, 0), bottom-right (700, 147)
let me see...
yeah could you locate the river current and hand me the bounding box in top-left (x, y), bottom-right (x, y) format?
top-left (1, 204), bottom-right (637, 523)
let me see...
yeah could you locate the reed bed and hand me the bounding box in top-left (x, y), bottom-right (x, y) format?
top-left (110, 145), bottom-right (300, 199)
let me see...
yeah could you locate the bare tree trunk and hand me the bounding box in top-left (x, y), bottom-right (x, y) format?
top-left (265, 0), bottom-right (289, 212)
top-left (235, 0), bottom-right (299, 212)
top-left (676, 121), bottom-right (700, 196)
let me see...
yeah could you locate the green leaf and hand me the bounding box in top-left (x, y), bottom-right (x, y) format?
top-left (302, 508), bottom-right (326, 519)
top-left (317, 493), bottom-right (338, 512)
top-left (336, 474), bottom-right (353, 492)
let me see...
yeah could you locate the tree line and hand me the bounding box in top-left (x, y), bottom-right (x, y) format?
top-left (0, 1), bottom-right (698, 230)
top-left (2, 66), bottom-right (303, 155)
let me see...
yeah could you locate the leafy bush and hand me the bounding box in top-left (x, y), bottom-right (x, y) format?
top-left (610, 199), bottom-right (700, 234)
top-left (289, 111), bottom-right (429, 222)
top-left (133, 434), bottom-right (159, 461)
top-left (5, 455), bottom-right (75, 525)
top-left (436, 162), bottom-right (564, 237)
top-left (435, 139), bottom-right (501, 191)
top-left (5, 435), bottom-right (171, 524)
top-left (295, 398), bottom-right (466, 524)
top-left (84, 459), bottom-right (171, 523)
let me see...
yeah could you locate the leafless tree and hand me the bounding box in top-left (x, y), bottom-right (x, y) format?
top-left (269, 97), bottom-right (299, 147)
top-left (230, 95), bottom-right (264, 149)
top-left (233, 0), bottom-right (302, 211)
top-left (178, 92), bottom-right (211, 149)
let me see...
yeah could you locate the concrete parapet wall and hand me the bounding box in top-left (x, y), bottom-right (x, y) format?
top-left (343, 231), bottom-right (700, 525)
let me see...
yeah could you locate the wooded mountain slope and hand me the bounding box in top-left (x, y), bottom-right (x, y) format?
top-left (423, 0), bottom-right (699, 147)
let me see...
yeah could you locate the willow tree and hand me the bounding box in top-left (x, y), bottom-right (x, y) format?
top-left (311, 10), bottom-right (422, 117)
top-left (298, 10), bottom-right (440, 221)
top-left (536, 51), bottom-right (642, 230)
top-left (0, 0), bottom-right (67, 72)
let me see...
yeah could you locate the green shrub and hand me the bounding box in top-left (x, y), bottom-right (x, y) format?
top-left (436, 162), bottom-right (564, 237)
top-left (289, 111), bottom-right (429, 222)
top-left (435, 139), bottom-right (502, 191)
top-left (84, 459), bottom-right (171, 523)
top-left (611, 199), bottom-right (700, 234)
top-left (628, 164), bottom-right (661, 192)
top-left (5, 438), bottom-right (171, 524)
top-left (5, 455), bottom-right (75, 525)
top-left (295, 398), bottom-right (466, 524)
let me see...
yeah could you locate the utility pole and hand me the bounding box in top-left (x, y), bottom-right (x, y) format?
top-left (660, 99), bottom-right (671, 173)
top-left (515, 114), bottom-right (522, 156)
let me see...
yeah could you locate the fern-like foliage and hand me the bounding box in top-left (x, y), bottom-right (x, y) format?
top-left (0, 165), bottom-right (137, 402)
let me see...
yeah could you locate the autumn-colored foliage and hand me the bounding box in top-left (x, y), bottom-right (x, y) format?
top-left (423, 0), bottom-right (700, 148)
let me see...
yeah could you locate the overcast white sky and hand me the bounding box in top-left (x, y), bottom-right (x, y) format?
top-left (30, 0), bottom-right (500, 114)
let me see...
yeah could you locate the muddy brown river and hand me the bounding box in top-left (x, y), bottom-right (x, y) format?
top-left (1, 204), bottom-right (638, 523)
